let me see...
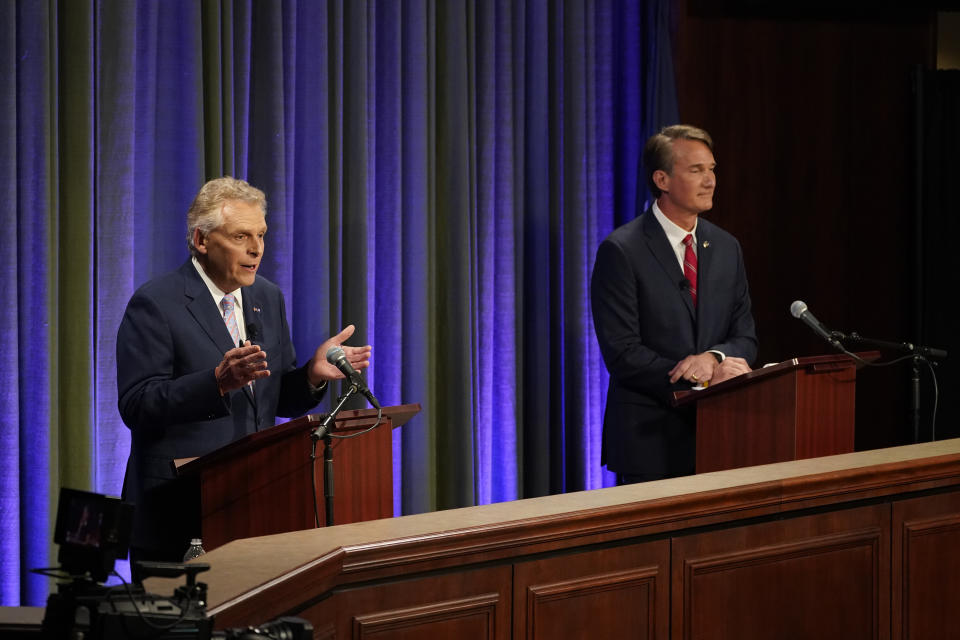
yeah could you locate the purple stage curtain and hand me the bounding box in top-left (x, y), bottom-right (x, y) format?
top-left (0, 0), bottom-right (676, 605)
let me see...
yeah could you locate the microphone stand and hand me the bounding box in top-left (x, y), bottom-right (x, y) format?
top-left (310, 384), bottom-right (359, 527)
top-left (838, 332), bottom-right (947, 443)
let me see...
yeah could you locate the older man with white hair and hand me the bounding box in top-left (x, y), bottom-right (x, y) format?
top-left (117, 176), bottom-right (371, 571)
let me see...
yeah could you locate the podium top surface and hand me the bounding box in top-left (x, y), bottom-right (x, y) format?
top-left (672, 351), bottom-right (879, 406)
top-left (335, 403), bottom-right (420, 431)
top-left (175, 402), bottom-right (421, 476)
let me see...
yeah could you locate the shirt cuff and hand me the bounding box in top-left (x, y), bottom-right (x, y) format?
top-left (308, 379), bottom-right (328, 400)
top-left (708, 350), bottom-right (725, 363)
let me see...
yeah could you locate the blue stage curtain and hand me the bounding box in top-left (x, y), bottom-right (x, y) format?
top-left (0, 0), bottom-right (676, 605)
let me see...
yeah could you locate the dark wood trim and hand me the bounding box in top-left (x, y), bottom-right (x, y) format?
top-left (137, 440), bottom-right (960, 635)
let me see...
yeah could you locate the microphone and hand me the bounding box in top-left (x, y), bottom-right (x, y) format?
top-left (246, 322), bottom-right (261, 346)
top-left (243, 323), bottom-right (260, 410)
top-left (790, 300), bottom-right (840, 346)
top-left (325, 346), bottom-right (381, 409)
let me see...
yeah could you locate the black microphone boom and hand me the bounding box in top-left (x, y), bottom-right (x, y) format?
top-left (790, 300), bottom-right (840, 347)
top-left (325, 346), bottom-right (381, 409)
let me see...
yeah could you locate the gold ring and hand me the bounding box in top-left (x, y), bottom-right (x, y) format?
top-left (691, 374), bottom-right (699, 382)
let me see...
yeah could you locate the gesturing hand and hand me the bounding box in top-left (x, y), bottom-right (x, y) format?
top-left (307, 324), bottom-right (372, 386)
top-left (215, 342), bottom-right (269, 395)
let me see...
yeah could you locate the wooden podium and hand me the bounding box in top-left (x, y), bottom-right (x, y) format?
top-left (673, 354), bottom-right (872, 473)
top-left (175, 403), bottom-right (420, 551)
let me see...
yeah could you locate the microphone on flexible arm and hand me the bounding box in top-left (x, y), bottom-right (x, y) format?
top-left (325, 346), bottom-right (381, 409)
top-left (243, 323), bottom-right (261, 427)
top-left (790, 300), bottom-right (843, 348)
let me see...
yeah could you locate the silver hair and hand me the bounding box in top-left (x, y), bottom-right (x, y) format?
top-left (185, 176), bottom-right (267, 257)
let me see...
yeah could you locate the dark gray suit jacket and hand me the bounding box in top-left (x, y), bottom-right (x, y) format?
top-left (117, 260), bottom-right (321, 553)
top-left (591, 209), bottom-right (757, 477)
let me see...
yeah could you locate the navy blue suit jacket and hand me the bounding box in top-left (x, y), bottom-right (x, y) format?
top-left (117, 260), bottom-right (321, 553)
top-left (590, 209), bottom-right (757, 477)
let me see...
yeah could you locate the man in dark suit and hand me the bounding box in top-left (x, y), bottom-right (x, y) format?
top-left (117, 176), bottom-right (371, 567)
top-left (591, 125), bottom-right (757, 484)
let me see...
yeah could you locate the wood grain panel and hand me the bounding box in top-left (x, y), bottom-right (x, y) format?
top-left (892, 492), bottom-right (960, 640)
top-left (320, 419), bottom-right (394, 526)
top-left (175, 441), bottom-right (960, 630)
top-left (689, 354), bottom-right (862, 473)
top-left (201, 431), bottom-right (316, 548)
top-left (696, 368), bottom-right (799, 472)
top-left (300, 565), bottom-right (511, 639)
top-left (672, 504), bottom-right (890, 640)
top-left (184, 408), bottom-right (413, 550)
top-left (314, 623), bottom-right (336, 640)
top-left (795, 364), bottom-right (856, 459)
top-left (514, 542), bottom-right (670, 639)
top-left (353, 593), bottom-right (499, 639)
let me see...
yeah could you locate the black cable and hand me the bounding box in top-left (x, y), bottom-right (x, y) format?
top-left (107, 569), bottom-right (196, 633)
top-left (832, 345), bottom-right (914, 368)
top-left (831, 345), bottom-right (942, 443)
top-left (329, 406), bottom-right (383, 440)
top-left (925, 358), bottom-right (941, 441)
top-left (310, 436), bottom-right (321, 528)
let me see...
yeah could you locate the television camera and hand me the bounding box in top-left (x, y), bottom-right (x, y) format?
top-left (36, 487), bottom-right (312, 640)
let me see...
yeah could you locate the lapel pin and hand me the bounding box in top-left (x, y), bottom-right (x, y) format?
top-left (253, 306), bottom-right (261, 313)
top-left (702, 240), bottom-right (710, 248)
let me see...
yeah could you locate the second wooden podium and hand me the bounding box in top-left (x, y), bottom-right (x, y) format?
top-left (674, 354), bottom-right (872, 473)
top-left (175, 403), bottom-right (420, 550)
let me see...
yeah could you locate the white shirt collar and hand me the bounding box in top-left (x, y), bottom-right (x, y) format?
top-left (652, 200), bottom-right (697, 245)
top-left (192, 257), bottom-right (246, 342)
top-left (652, 200), bottom-right (698, 269)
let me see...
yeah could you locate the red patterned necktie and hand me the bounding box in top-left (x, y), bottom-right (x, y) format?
top-left (683, 234), bottom-right (697, 307)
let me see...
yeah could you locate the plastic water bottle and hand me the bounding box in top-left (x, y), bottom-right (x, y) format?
top-left (183, 538), bottom-right (206, 561)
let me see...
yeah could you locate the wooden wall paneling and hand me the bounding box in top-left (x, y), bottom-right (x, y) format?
top-left (166, 442), bottom-right (960, 631)
top-left (671, 504), bottom-right (891, 640)
top-left (673, 1), bottom-right (936, 448)
top-left (891, 491), bottom-right (960, 640)
top-left (299, 565), bottom-right (512, 639)
top-left (513, 540), bottom-right (671, 640)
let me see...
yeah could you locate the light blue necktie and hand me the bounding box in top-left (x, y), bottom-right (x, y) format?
top-left (221, 294), bottom-right (240, 346)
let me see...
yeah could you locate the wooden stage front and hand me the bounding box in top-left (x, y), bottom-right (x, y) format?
top-left (143, 438), bottom-right (960, 639)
